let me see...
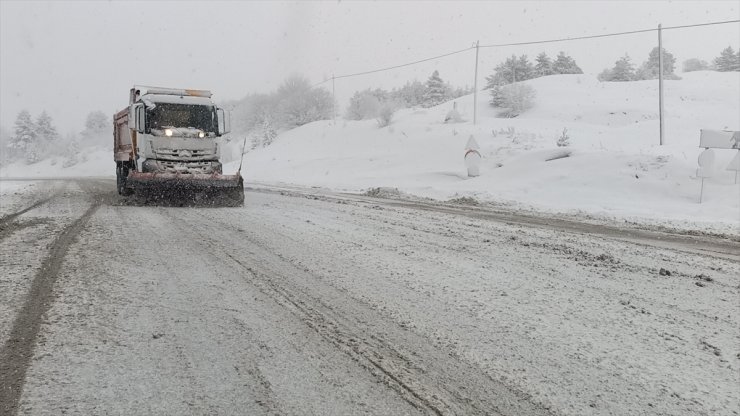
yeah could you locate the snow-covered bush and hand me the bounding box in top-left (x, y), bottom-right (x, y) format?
top-left (275, 75), bottom-right (334, 128)
top-left (391, 81), bottom-right (425, 108)
top-left (444, 103), bottom-right (463, 123)
top-left (62, 135), bottom-right (80, 168)
top-left (556, 128), bottom-right (570, 147)
top-left (346, 89), bottom-right (383, 120)
top-left (251, 119), bottom-right (278, 149)
top-left (79, 110), bottom-right (110, 147)
top-left (682, 58), bottom-right (709, 72)
top-left (376, 102), bottom-right (396, 128)
top-left (497, 84), bottom-right (536, 117)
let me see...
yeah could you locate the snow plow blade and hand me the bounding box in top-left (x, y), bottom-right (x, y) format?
top-left (124, 172), bottom-right (244, 207)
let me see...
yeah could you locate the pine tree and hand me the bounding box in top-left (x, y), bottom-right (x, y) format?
top-left (9, 110), bottom-right (37, 162)
top-left (488, 84), bottom-right (506, 107)
top-left (81, 110), bottom-right (110, 145)
top-left (714, 46), bottom-right (740, 71)
top-left (36, 111), bottom-right (59, 143)
top-left (485, 55), bottom-right (533, 107)
top-left (649, 47), bottom-right (676, 74)
top-left (391, 80), bottom-right (425, 108)
top-left (485, 54), bottom-right (536, 88)
top-left (62, 133), bottom-right (80, 168)
top-left (516, 55), bottom-right (535, 81)
top-left (85, 110), bottom-right (109, 131)
top-left (534, 52), bottom-right (554, 77)
top-left (422, 70), bottom-right (450, 108)
top-left (635, 47), bottom-right (677, 79)
top-left (610, 54), bottom-right (636, 81)
top-left (260, 119), bottom-right (277, 147)
top-left (552, 52), bottom-right (583, 74)
top-left (487, 56), bottom-right (516, 86)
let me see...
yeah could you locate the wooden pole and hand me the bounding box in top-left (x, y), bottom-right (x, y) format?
top-left (332, 74), bottom-right (336, 125)
top-left (658, 24), bottom-right (665, 146)
top-left (473, 41), bottom-right (479, 125)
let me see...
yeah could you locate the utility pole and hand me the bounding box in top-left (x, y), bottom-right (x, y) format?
top-left (332, 74), bottom-right (336, 125)
top-left (658, 24), bottom-right (664, 145)
top-left (473, 41), bottom-right (479, 125)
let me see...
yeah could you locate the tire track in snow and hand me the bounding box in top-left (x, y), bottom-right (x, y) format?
top-left (0, 202), bottom-right (99, 416)
top-left (175, 209), bottom-right (555, 416)
top-left (245, 186), bottom-right (740, 262)
top-left (0, 196), bottom-right (56, 227)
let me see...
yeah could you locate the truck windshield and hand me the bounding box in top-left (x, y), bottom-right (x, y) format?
top-left (147, 103), bottom-right (216, 133)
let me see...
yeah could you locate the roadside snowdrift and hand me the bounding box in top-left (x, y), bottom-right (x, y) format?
top-left (0, 146), bottom-right (111, 179)
top-left (236, 72), bottom-right (739, 232)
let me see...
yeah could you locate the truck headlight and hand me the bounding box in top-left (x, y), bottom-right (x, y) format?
top-left (199, 132), bottom-right (205, 138)
top-left (165, 128), bottom-right (173, 137)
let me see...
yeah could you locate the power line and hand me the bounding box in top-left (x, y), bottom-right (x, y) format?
top-left (308, 19), bottom-right (739, 87)
top-left (479, 28), bottom-right (655, 48)
top-left (333, 47), bottom-right (474, 80)
top-left (479, 19), bottom-right (739, 48)
top-left (662, 19), bottom-right (740, 31)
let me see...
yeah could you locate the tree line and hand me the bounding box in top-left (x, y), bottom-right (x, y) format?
top-left (228, 75), bottom-right (334, 149)
top-left (344, 70), bottom-right (472, 122)
top-left (236, 70), bottom-right (472, 149)
top-left (483, 51), bottom-right (582, 116)
top-left (3, 110), bottom-right (109, 166)
top-left (599, 45), bottom-right (739, 82)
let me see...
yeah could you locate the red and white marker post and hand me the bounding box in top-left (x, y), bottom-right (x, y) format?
top-left (464, 135), bottom-right (482, 177)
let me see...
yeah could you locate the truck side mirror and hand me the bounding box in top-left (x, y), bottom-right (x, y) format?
top-left (136, 105), bottom-right (146, 133)
top-left (129, 103), bottom-right (146, 133)
top-left (217, 107), bottom-right (230, 136)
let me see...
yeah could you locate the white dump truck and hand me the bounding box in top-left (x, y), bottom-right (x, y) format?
top-left (113, 86), bottom-right (243, 205)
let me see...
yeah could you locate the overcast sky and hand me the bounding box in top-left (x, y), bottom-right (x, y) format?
top-left (1, 0), bottom-right (738, 133)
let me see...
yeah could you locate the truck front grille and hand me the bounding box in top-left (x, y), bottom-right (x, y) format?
top-left (143, 159), bottom-right (221, 174)
top-left (154, 148), bottom-right (217, 160)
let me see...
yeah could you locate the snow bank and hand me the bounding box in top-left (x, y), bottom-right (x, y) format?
top-left (234, 71), bottom-right (739, 233)
top-left (0, 147), bottom-right (112, 178)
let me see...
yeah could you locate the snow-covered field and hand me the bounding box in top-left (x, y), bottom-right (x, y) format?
top-left (0, 146), bottom-right (111, 180)
top-left (233, 71), bottom-right (739, 234)
top-left (2, 72), bottom-right (738, 234)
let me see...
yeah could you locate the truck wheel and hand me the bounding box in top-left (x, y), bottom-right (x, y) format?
top-left (117, 163), bottom-right (133, 196)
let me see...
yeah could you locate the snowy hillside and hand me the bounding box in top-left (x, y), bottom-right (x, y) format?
top-left (234, 71), bottom-right (739, 233)
top-left (1, 72), bottom-right (737, 233)
top-left (0, 146), bottom-right (111, 179)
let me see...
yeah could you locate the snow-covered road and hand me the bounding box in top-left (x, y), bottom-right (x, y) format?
top-left (1, 179), bottom-right (738, 415)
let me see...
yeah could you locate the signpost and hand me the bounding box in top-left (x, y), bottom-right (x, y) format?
top-left (697, 129), bottom-right (740, 202)
top-left (465, 135), bottom-right (482, 177)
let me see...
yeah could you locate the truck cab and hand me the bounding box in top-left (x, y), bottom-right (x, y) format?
top-left (114, 86), bottom-right (243, 205)
top-left (123, 87), bottom-right (229, 175)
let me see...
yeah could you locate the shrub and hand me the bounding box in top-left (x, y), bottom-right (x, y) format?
top-left (497, 84), bottom-right (536, 116)
top-left (556, 128), bottom-right (570, 147)
top-left (376, 102), bottom-right (396, 128)
top-left (682, 58), bottom-right (709, 72)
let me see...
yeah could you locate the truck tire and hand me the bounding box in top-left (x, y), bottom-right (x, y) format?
top-left (117, 162), bottom-right (133, 196)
